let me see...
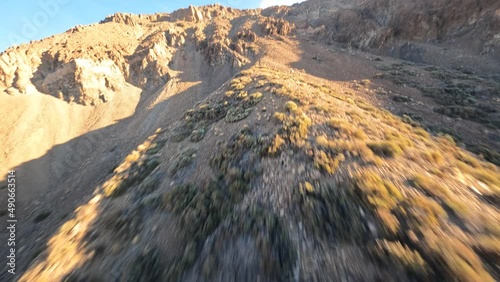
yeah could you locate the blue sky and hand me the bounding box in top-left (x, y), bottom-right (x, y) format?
top-left (0, 0), bottom-right (303, 52)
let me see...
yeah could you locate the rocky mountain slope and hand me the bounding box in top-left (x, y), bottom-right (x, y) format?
top-left (0, 1), bottom-right (499, 281)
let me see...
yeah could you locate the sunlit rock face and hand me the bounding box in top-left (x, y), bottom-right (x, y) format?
top-left (39, 59), bottom-right (126, 105)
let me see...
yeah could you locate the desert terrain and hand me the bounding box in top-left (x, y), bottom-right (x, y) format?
top-left (0, 1), bottom-right (499, 281)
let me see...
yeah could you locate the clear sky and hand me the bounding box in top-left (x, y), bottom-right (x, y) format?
top-left (1, 0), bottom-right (304, 52)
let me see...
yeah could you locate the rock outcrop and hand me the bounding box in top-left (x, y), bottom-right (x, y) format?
top-left (0, 50), bottom-right (41, 95)
top-left (101, 13), bottom-right (141, 26)
top-left (171, 5), bottom-right (205, 22)
top-left (261, 18), bottom-right (294, 36)
top-left (127, 31), bottom-right (174, 90)
top-left (170, 4), bottom-right (239, 23)
top-left (267, 0), bottom-right (500, 54)
top-left (38, 59), bottom-right (125, 105)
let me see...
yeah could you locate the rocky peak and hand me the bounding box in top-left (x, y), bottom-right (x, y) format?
top-left (170, 4), bottom-right (244, 23)
top-left (1, 0), bottom-right (499, 106)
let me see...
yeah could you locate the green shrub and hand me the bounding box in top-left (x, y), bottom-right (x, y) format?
top-left (170, 148), bottom-right (197, 175)
top-left (189, 128), bottom-right (206, 142)
top-left (392, 95), bottom-right (412, 103)
top-left (226, 106), bottom-right (252, 122)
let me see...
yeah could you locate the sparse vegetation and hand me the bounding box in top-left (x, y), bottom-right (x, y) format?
top-left (189, 127), bottom-right (206, 142)
top-left (412, 174), bottom-right (468, 216)
top-left (163, 180), bottom-right (230, 280)
top-left (468, 145), bottom-right (500, 166)
top-left (360, 79), bottom-right (371, 86)
top-left (353, 170), bottom-right (403, 210)
top-left (226, 106), bottom-right (252, 122)
top-left (294, 180), bottom-right (367, 241)
top-left (285, 101), bottom-right (298, 112)
top-left (434, 106), bottom-right (487, 122)
top-left (273, 107), bottom-right (312, 147)
top-left (238, 66), bottom-right (499, 280)
top-left (101, 131), bottom-right (166, 197)
top-left (420, 150), bottom-right (444, 165)
top-left (420, 69), bottom-right (499, 129)
top-left (163, 127), bottom-right (268, 280)
top-left (374, 60), bottom-right (499, 132)
top-left (353, 168), bottom-right (497, 281)
top-left (102, 207), bottom-right (143, 241)
top-left (268, 134), bottom-right (285, 156)
top-left (313, 149), bottom-right (345, 175)
top-left (170, 148), bottom-right (197, 176)
top-left (374, 240), bottom-right (428, 276)
top-left (392, 95), bottom-right (412, 103)
top-left (164, 181), bottom-right (228, 240)
top-left (124, 249), bottom-right (164, 282)
top-left (138, 171), bottom-right (164, 196)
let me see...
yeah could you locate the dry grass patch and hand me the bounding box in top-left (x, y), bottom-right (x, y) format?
top-left (103, 134), bottom-right (164, 197)
top-left (412, 174), bottom-right (468, 217)
top-left (368, 141), bottom-right (403, 158)
top-left (353, 170), bottom-right (403, 210)
top-left (313, 149), bottom-right (345, 175)
top-left (374, 240), bottom-right (428, 276)
top-left (273, 109), bottom-right (312, 147)
top-left (421, 150), bottom-right (444, 165)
